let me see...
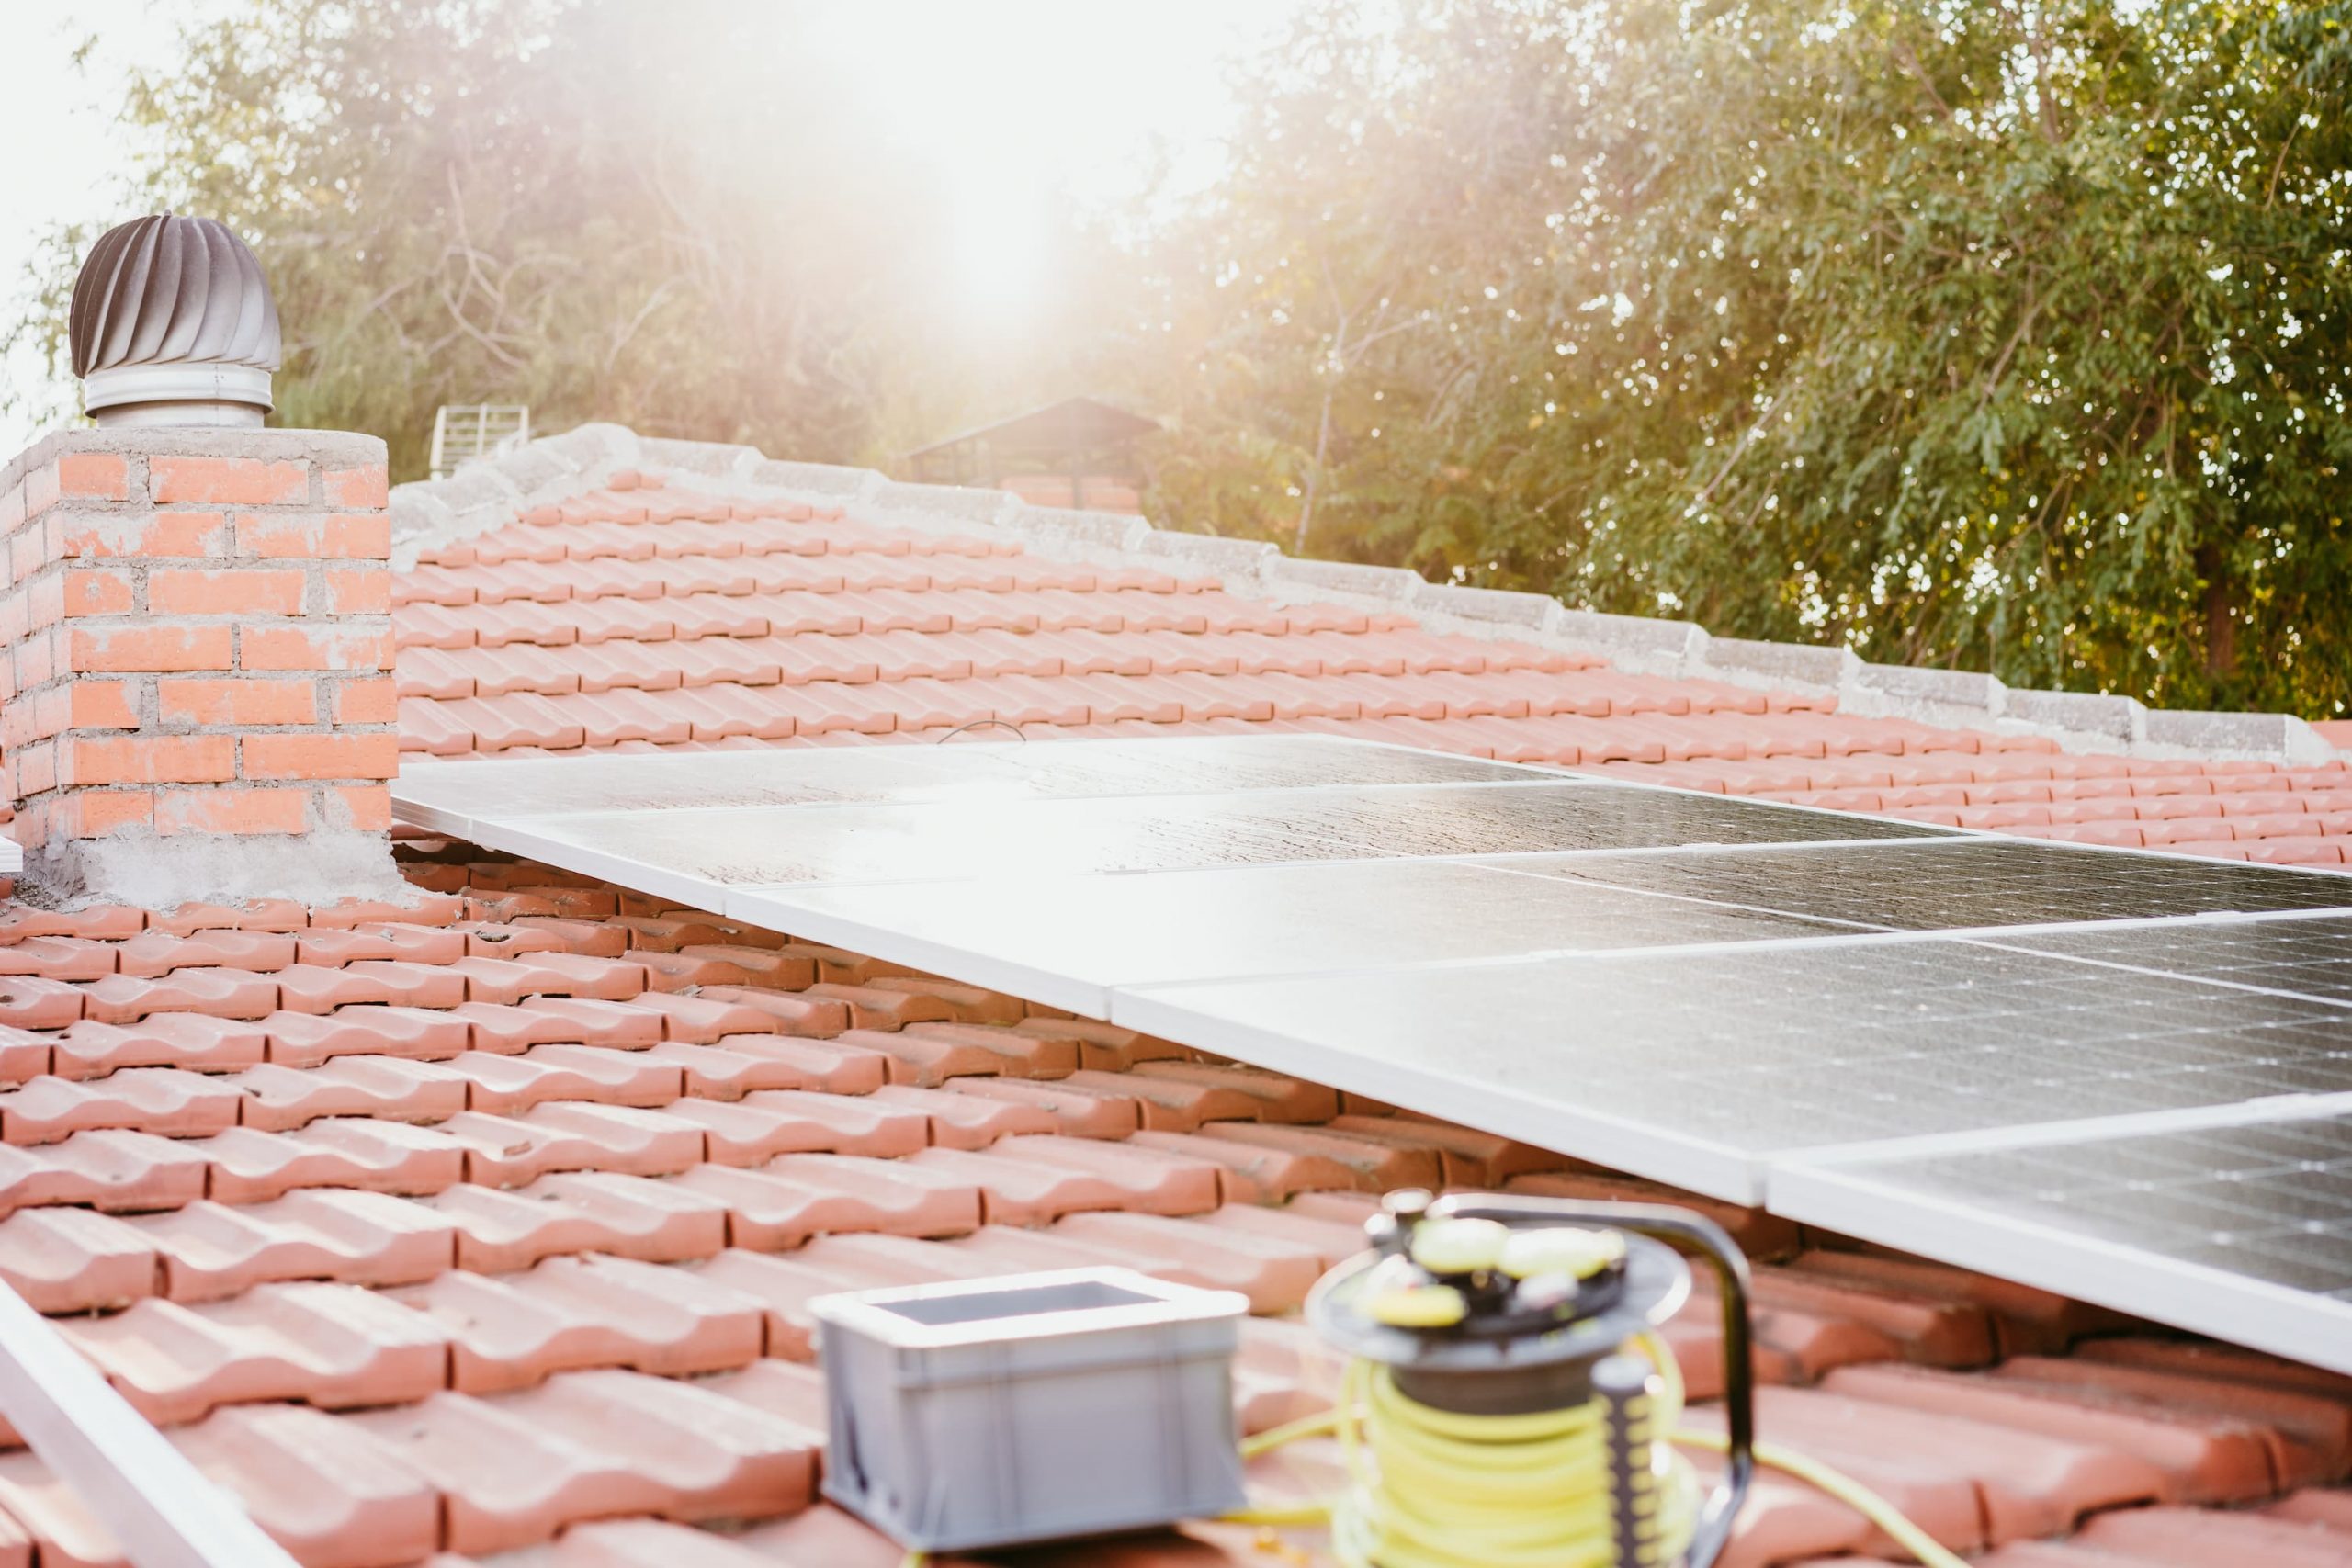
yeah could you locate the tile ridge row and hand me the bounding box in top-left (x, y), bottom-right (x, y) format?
top-left (386, 427), bottom-right (2341, 769)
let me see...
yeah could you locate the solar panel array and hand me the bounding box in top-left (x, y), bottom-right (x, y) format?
top-left (395, 735), bottom-right (2352, 1371)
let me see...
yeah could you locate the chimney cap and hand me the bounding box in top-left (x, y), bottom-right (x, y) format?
top-left (69, 214), bottom-right (281, 428)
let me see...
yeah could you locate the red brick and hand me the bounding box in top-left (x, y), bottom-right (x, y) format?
top-left (148, 457), bottom-right (308, 506)
top-left (329, 784), bottom-right (393, 830)
top-left (17, 628), bottom-right (59, 686)
top-left (20, 468), bottom-right (61, 527)
top-left (56, 453), bottom-right (130, 502)
top-left (0, 481), bottom-right (24, 536)
top-left (71, 623), bottom-right (233, 673)
top-left (239, 621), bottom-right (390, 672)
top-left (157, 678), bottom-right (317, 727)
top-left (62, 569), bottom-right (134, 618)
top-left (324, 566), bottom-right (392, 614)
top-left (71, 681), bottom-right (140, 730)
top-left (322, 468), bottom-right (390, 508)
top-left (14, 741), bottom-right (55, 796)
top-left (61, 510), bottom-right (228, 558)
top-left (154, 787), bottom-right (309, 836)
top-left (64, 733), bottom-right (237, 786)
top-left (12, 691), bottom-right (59, 746)
top-left (241, 732), bottom-right (398, 782)
top-left (56, 790), bottom-right (153, 838)
top-left (233, 512), bottom-right (390, 560)
top-left (25, 573), bottom-right (62, 628)
top-left (150, 568), bottom-right (304, 616)
top-left (332, 677), bottom-right (399, 725)
top-left (13, 528), bottom-right (48, 584)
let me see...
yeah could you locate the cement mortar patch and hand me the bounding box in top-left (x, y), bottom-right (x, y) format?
top-left (24, 828), bottom-right (413, 909)
top-left (636, 437), bottom-right (760, 477)
top-left (867, 481), bottom-right (1017, 525)
top-left (1005, 505), bottom-right (1151, 553)
top-left (748, 460), bottom-right (881, 497)
top-left (1138, 530), bottom-right (1277, 580)
top-left (532, 423), bottom-right (637, 475)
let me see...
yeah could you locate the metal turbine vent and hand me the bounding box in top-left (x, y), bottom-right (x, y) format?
top-left (69, 214), bottom-right (281, 428)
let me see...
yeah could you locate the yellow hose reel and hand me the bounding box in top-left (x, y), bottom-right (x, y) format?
top-left (1302, 1190), bottom-right (1758, 1568)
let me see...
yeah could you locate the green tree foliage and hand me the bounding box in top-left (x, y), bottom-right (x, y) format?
top-left (6, 0), bottom-right (1106, 480)
top-left (1129, 0), bottom-right (2352, 714)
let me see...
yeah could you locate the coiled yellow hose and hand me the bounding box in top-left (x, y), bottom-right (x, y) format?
top-left (1324, 1357), bottom-right (1700, 1568)
top-left (1219, 1330), bottom-right (1968, 1568)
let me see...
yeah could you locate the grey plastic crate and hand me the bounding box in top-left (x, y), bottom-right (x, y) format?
top-left (809, 1266), bottom-right (1250, 1552)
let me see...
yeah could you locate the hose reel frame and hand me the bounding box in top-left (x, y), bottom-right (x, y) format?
top-left (1306, 1192), bottom-right (1758, 1568)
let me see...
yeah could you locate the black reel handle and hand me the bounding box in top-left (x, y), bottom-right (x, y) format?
top-left (1425, 1194), bottom-right (1756, 1568)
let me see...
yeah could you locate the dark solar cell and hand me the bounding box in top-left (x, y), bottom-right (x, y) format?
top-left (759, 856), bottom-right (1866, 999)
top-left (523, 781), bottom-right (1942, 888)
top-left (1502, 840), bottom-right (2352, 929)
top-left (1840, 1115), bottom-right (2352, 1301)
top-left (1985, 914), bottom-right (2352, 1007)
top-left (1125, 939), bottom-right (2352, 1156)
top-left (395, 734), bottom-right (1546, 819)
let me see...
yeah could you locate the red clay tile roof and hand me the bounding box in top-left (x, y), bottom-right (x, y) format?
top-left (3, 434), bottom-right (2351, 1564)
top-left (0, 866), bottom-right (2343, 1564)
top-left (387, 456), bottom-right (2352, 870)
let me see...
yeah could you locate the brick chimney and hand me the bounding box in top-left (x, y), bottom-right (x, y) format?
top-left (0, 216), bottom-right (406, 907)
top-left (0, 431), bottom-right (402, 904)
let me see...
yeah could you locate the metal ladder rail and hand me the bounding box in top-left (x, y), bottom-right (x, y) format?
top-left (0, 1279), bottom-right (300, 1566)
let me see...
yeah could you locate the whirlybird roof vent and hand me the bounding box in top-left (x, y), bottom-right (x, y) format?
top-left (69, 213), bottom-right (280, 428)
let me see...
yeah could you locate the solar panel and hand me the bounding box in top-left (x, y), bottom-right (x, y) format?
top-left (496, 778), bottom-right (1944, 896)
top-left (390, 734), bottom-right (2352, 1366)
top-left (735, 859), bottom-right (1871, 1015)
top-left (394, 735), bottom-right (1552, 835)
top-left (1114, 938), bottom-right (2352, 1201)
top-left (1771, 1100), bottom-right (2352, 1374)
top-left (1508, 839), bottom-right (2352, 928)
top-left (1979, 913), bottom-right (2352, 1007)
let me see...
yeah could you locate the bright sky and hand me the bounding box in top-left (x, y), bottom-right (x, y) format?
top-left (0, 0), bottom-right (1299, 455)
top-left (0, 2), bottom-right (199, 452)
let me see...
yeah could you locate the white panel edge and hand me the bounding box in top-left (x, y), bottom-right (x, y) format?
top-left (1109, 984), bottom-right (1765, 1203)
top-left (1774, 1090), bottom-right (2352, 1170)
top-left (1767, 1159), bottom-right (2352, 1377)
top-left (721, 887), bottom-right (1114, 1019)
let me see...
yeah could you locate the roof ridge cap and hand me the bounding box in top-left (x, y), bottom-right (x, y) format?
top-left (389, 427), bottom-right (2341, 768)
top-left (390, 421), bottom-right (643, 570)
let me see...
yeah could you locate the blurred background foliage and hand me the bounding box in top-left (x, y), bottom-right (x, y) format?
top-left (6, 0), bottom-right (2350, 714)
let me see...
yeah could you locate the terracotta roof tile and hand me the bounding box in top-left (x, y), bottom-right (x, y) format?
top-left (343, 1371), bottom-right (818, 1553)
top-left (63, 1280), bottom-right (448, 1426)
top-left (0, 844), bottom-right (2335, 1561)
top-left (0, 1128), bottom-right (210, 1214)
top-left (2067, 1503), bottom-right (2352, 1567)
top-left (375, 471), bottom-right (2352, 874)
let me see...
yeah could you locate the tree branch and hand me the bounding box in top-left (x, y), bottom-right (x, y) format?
top-left (1887, 38), bottom-right (1951, 120)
